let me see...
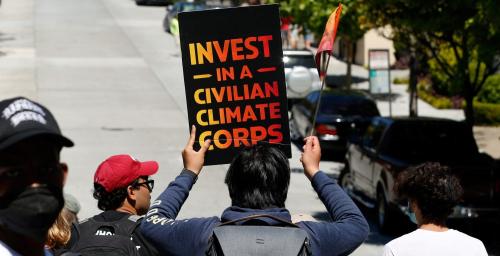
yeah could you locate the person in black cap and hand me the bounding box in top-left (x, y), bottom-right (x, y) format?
top-left (0, 97), bottom-right (74, 256)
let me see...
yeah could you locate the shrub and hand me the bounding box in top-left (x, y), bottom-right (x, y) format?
top-left (474, 102), bottom-right (500, 125)
top-left (417, 82), bottom-right (460, 109)
top-left (477, 74), bottom-right (500, 104)
top-left (393, 77), bottom-right (409, 85)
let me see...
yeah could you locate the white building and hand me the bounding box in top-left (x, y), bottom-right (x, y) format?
top-left (334, 26), bottom-right (396, 67)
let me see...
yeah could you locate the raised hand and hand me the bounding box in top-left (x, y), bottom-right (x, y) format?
top-left (300, 136), bottom-right (321, 180)
top-left (182, 125), bottom-right (211, 175)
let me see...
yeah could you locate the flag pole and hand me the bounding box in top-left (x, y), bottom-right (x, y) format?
top-left (309, 53), bottom-right (331, 137)
top-left (310, 3), bottom-right (342, 137)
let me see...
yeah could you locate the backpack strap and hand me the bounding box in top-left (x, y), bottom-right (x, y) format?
top-left (219, 214), bottom-right (300, 228)
top-left (76, 214), bottom-right (141, 237)
top-left (128, 214), bottom-right (142, 223)
top-left (112, 214), bottom-right (142, 236)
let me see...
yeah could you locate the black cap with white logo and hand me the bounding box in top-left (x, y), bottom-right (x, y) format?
top-left (0, 97), bottom-right (74, 150)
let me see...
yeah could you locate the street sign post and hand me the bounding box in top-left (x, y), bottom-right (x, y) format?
top-left (368, 49), bottom-right (392, 116)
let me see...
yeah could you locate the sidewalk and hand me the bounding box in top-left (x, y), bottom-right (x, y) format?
top-left (327, 56), bottom-right (500, 159)
top-left (0, 0), bottom-right (36, 99)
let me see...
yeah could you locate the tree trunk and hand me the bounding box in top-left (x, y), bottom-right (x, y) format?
top-left (345, 39), bottom-right (353, 89)
top-left (409, 55), bottom-right (418, 117)
top-left (464, 84), bottom-right (475, 129)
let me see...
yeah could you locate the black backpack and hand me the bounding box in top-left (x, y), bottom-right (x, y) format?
top-left (70, 215), bottom-right (142, 256)
top-left (206, 214), bottom-right (311, 256)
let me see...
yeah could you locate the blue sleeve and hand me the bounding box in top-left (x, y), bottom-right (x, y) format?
top-left (140, 169), bottom-right (220, 256)
top-left (298, 171), bottom-right (369, 256)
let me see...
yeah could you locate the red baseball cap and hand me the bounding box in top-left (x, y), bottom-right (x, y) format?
top-left (94, 154), bottom-right (159, 192)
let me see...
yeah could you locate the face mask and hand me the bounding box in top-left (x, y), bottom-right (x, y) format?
top-left (0, 185), bottom-right (64, 243)
top-left (407, 211), bottom-right (417, 224)
top-left (406, 202), bottom-right (417, 224)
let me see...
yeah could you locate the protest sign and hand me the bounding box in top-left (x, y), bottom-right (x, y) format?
top-left (179, 5), bottom-right (291, 165)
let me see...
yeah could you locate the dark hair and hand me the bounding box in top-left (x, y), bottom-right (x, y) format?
top-left (93, 183), bottom-right (128, 211)
top-left (395, 162), bottom-right (463, 225)
top-left (225, 144), bottom-right (290, 209)
top-left (93, 176), bottom-right (148, 211)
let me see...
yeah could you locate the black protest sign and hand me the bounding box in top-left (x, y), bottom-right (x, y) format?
top-left (179, 5), bottom-right (291, 165)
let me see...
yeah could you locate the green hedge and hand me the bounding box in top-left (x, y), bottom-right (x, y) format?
top-left (474, 102), bottom-right (500, 125)
top-left (418, 89), bottom-right (460, 109)
top-left (418, 85), bottom-right (500, 125)
top-left (477, 74), bottom-right (500, 104)
top-left (393, 77), bottom-right (409, 85)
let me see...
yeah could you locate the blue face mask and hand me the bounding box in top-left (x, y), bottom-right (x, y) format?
top-left (406, 202), bottom-right (417, 224)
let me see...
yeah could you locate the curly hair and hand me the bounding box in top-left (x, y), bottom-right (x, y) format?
top-left (395, 162), bottom-right (463, 225)
top-left (93, 183), bottom-right (128, 211)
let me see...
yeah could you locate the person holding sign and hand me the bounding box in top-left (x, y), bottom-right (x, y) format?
top-left (140, 126), bottom-right (368, 255)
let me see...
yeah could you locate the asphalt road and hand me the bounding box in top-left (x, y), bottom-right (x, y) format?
top-left (0, 0), bottom-right (345, 219)
top-left (1, 0), bottom-right (498, 255)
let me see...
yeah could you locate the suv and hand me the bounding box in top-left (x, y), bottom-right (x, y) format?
top-left (283, 50), bottom-right (321, 107)
top-left (340, 117), bottom-right (500, 232)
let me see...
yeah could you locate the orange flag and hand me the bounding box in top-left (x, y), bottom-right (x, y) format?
top-left (315, 3), bottom-right (343, 78)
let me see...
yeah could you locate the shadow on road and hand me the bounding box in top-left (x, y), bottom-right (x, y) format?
top-left (0, 32), bottom-right (15, 58)
top-left (0, 32), bottom-right (15, 43)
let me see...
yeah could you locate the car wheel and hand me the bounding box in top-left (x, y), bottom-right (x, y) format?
top-left (338, 165), bottom-right (353, 193)
top-left (376, 189), bottom-right (394, 233)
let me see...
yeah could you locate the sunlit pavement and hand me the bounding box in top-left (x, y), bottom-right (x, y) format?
top-left (1, 1), bottom-right (498, 255)
top-left (0, 0), bottom-right (342, 227)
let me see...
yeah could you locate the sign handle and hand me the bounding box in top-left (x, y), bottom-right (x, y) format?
top-left (309, 54), bottom-right (331, 137)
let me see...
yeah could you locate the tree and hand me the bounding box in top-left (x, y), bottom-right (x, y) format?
top-left (359, 0), bottom-right (500, 126)
top-left (337, 1), bottom-right (369, 88)
top-left (267, 0), bottom-right (370, 88)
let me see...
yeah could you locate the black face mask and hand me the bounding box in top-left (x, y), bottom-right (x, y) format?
top-left (0, 185), bottom-right (64, 243)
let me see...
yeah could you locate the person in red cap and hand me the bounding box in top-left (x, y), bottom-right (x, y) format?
top-left (69, 154), bottom-right (160, 255)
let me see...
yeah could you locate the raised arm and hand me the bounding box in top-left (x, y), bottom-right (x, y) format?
top-left (140, 126), bottom-right (216, 255)
top-left (299, 136), bottom-right (369, 256)
top-left (147, 125), bottom-right (211, 219)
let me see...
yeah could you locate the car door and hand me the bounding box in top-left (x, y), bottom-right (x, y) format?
top-left (352, 119), bottom-right (386, 196)
top-left (292, 92), bottom-right (317, 138)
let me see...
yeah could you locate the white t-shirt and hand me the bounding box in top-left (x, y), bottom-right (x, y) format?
top-left (383, 229), bottom-right (488, 256)
top-left (0, 240), bottom-right (21, 256)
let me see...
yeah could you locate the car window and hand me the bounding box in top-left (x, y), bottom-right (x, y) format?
top-left (299, 91), bottom-right (318, 113)
top-left (362, 121), bottom-right (386, 150)
top-left (379, 121), bottom-right (478, 161)
top-left (305, 91), bottom-right (319, 105)
top-left (179, 3), bottom-right (205, 12)
top-left (173, 2), bottom-right (182, 11)
top-left (319, 97), bottom-right (380, 117)
top-left (283, 54), bottom-right (315, 69)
